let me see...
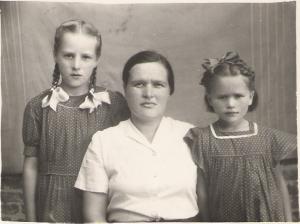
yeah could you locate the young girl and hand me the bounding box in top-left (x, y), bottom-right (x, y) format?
top-left (184, 51), bottom-right (297, 222)
top-left (22, 19), bottom-right (129, 223)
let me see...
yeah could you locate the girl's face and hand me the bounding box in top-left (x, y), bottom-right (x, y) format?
top-left (125, 62), bottom-right (170, 124)
top-left (207, 75), bottom-right (254, 127)
top-left (55, 32), bottom-right (99, 95)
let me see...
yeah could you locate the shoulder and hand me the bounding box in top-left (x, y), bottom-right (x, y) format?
top-left (24, 90), bottom-right (49, 113)
top-left (184, 125), bottom-right (210, 142)
top-left (92, 119), bottom-right (128, 139)
top-left (163, 117), bottom-right (196, 137)
top-left (94, 86), bottom-right (125, 101)
top-left (165, 116), bottom-right (194, 129)
top-left (256, 123), bottom-right (294, 137)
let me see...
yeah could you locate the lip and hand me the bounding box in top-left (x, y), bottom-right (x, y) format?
top-left (141, 102), bottom-right (157, 108)
top-left (225, 112), bottom-right (239, 116)
top-left (71, 73), bottom-right (82, 77)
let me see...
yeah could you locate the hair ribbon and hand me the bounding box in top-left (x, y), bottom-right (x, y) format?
top-left (79, 88), bottom-right (111, 113)
top-left (202, 51), bottom-right (240, 74)
top-left (42, 87), bottom-right (111, 113)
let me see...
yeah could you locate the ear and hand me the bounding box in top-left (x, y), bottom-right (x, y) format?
top-left (123, 83), bottom-right (127, 94)
top-left (206, 94), bottom-right (213, 106)
top-left (248, 90), bottom-right (255, 106)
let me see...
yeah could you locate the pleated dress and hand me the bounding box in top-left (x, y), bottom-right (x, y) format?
top-left (22, 86), bottom-right (130, 223)
top-left (184, 121), bottom-right (296, 222)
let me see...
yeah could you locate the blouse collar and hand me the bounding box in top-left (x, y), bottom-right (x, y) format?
top-left (41, 87), bottom-right (111, 113)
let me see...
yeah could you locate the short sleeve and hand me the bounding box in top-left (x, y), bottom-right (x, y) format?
top-left (74, 132), bottom-right (109, 193)
top-left (184, 127), bottom-right (205, 172)
top-left (271, 128), bottom-right (297, 163)
top-left (22, 100), bottom-right (41, 157)
top-left (109, 91), bottom-right (130, 125)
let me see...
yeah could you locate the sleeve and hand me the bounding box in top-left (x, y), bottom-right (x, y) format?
top-left (184, 127), bottom-right (205, 172)
top-left (109, 91), bottom-right (130, 125)
top-left (22, 100), bottom-right (41, 157)
top-left (270, 128), bottom-right (297, 163)
top-left (74, 132), bottom-right (109, 193)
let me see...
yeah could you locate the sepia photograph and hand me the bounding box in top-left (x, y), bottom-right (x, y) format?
top-left (1, 0), bottom-right (298, 222)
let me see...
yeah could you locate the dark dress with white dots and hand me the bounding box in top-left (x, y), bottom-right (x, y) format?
top-left (184, 121), bottom-right (296, 222)
top-left (22, 86), bottom-right (130, 223)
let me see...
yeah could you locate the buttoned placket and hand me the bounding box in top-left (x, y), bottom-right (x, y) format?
top-left (125, 119), bottom-right (164, 220)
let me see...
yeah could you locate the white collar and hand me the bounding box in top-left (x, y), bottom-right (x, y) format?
top-left (210, 122), bottom-right (258, 139)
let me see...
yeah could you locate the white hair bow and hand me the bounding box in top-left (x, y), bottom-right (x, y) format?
top-left (41, 87), bottom-right (69, 111)
top-left (79, 88), bottom-right (111, 113)
top-left (42, 87), bottom-right (111, 113)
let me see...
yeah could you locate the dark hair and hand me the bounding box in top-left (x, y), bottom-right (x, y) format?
top-left (200, 51), bottom-right (258, 112)
top-left (122, 50), bottom-right (175, 95)
top-left (48, 19), bottom-right (102, 98)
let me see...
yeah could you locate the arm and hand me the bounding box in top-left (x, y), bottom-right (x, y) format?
top-left (23, 155), bottom-right (38, 222)
top-left (83, 191), bottom-right (108, 222)
top-left (196, 168), bottom-right (210, 221)
top-left (276, 165), bottom-right (292, 221)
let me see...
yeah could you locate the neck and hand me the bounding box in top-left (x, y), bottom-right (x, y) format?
top-left (130, 116), bottom-right (163, 143)
top-left (60, 83), bottom-right (89, 96)
top-left (216, 119), bottom-right (249, 132)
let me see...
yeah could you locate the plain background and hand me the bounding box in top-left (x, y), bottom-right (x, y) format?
top-left (1, 1), bottom-right (296, 173)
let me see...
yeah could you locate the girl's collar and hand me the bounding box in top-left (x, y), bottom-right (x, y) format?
top-left (210, 121), bottom-right (258, 139)
top-left (41, 86), bottom-right (111, 113)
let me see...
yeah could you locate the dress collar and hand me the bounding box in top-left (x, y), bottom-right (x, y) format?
top-left (210, 121), bottom-right (258, 139)
top-left (41, 87), bottom-right (111, 113)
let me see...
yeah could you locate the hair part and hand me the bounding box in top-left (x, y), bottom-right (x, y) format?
top-left (53, 19), bottom-right (102, 58)
top-left (201, 55), bottom-right (258, 112)
top-left (122, 50), bottom-right (175, 95)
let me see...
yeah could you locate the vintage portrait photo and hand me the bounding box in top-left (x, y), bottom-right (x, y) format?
top-left (1, 0), bottom-right (298, 222)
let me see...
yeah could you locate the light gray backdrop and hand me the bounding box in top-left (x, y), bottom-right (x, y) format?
top-left (1, 1), bottom-right (296, 173)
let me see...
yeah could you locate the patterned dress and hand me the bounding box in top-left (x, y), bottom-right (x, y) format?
top-left (22, 86), bottom-right (130, 223)
top-left (184, 121), bottom-right (296, 222)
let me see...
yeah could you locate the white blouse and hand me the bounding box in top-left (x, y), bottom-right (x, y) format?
top-left (75, 117), bottom-right (198, 222)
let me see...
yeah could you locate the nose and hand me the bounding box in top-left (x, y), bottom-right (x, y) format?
top-left (226, 97), bottom-right (235, 108)
top-left (143, 84), bottom-right (154, 98)
top-left (72, 56), bottom-right (81, 71)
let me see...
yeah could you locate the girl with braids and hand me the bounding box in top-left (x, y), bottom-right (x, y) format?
top-left (22, 19), bottom-right (129, 222)
top-left (184, 51), bottom-right (296, 222)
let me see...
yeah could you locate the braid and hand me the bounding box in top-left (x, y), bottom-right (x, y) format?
top-left (52, 63), bottom-right (60, 88)
top-left (88, 67), bottom-right (97, 100)
top-left (46, 63), bottom-right (60, 99)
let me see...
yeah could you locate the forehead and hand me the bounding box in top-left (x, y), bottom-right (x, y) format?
top-left (59, 32), bottom-right (97, 52)
top-left (128, 62), bottom-right (168, 81)
top-left (210, 75), bottom-right (250, 93)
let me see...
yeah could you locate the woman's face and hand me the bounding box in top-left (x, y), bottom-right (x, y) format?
top-left (55, 32), bottom-right (98, 95)
top-left (125, 62), bottom-right (171, 123)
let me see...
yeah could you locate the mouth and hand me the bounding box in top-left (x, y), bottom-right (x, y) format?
top-left (70, 73), bottom-right (82, 77)
top-left (141, 102), bottom-right (157, 108)
top-left (225, 112), bottom-right (239, 116)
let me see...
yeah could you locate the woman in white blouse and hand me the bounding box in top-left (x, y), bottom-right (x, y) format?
top-left (75, 50), bottom-right (200, 222)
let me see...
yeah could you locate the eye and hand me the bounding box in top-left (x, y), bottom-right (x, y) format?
top-left (217, 95), bottom-right (227, 100)
top-left (234, 94), bottom-right (244, 99)
top-left (153, 82), bottom-right (165, 88)
top-left (82, 54), bottom-right (93, 61)
top-left (63, 53), bottom-right (74, 59)
top-left (134, 82), bottom-right (145, 88)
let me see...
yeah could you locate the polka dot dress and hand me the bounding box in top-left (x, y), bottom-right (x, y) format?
top-left (22, 86), bottom-right (130, 223)
top-left (185, 121), bottom-right (296, 222)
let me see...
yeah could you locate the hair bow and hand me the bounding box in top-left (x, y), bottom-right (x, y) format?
top-left (202, 51), bottom-right (240, 74)
top-left (79, 88), bottom-right (111, 113)
top-left (42, 87), bottom-right (69, 111)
